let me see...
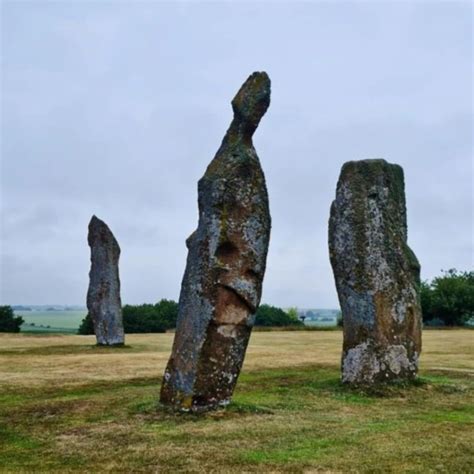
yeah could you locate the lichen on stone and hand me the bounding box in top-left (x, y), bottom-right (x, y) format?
top-left (329, 159), bottom-right (422, 385)
top-left (160, 72), bottom-right (271, 411)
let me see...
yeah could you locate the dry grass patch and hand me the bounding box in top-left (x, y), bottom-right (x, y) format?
top-left (0, 329), bottom-right (472, 472)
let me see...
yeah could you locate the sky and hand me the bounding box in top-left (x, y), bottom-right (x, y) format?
top-left (1, 1), bottom-right (472, 308)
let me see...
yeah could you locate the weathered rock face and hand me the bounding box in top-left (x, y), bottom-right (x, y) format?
top-left (329, 159), bottom-right (422, 384)
top-left (87, 215), bottom-right (124, 346)
top-left (160, 72), bottom-right (271, 411)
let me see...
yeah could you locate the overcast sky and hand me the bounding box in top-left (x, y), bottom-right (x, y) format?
top-left (1, 1), bottom-right (472, 308)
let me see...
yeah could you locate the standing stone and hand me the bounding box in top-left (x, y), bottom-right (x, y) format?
top-left (329, 159), bottom-right (422, 384)
top-left (87, 215), bottom-right (124, 346)
top-left (160, 72), bottom-right (271, 411)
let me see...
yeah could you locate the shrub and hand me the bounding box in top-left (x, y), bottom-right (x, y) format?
top-left (255, 304), bottom-right (303, 327)
top-left (0, 306), bottom-right (24, 333)
top-left (122, 304), bottom-right (167, 333)
top-left (421, 269), bottom-right (474, 326)
top-left (78, 299), bottom-right (179, 335)
top-left (78, 312), bottom-right (94, 335)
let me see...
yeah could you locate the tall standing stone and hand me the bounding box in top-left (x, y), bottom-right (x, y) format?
top-left (87, 215), bottom-right (124, 346)
top-left (160, 72), bottom-right (271, 411)
top-left (329, 159), bottom-right (422, 384)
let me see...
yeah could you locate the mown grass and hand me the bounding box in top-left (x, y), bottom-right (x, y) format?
top-left (18, 310), bottom-right (86, 330)
top-left (0, 330), bottom-right (473, 472)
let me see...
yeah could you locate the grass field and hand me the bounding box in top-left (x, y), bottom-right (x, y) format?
top-left (0, 330), bottom-right (472, 472)
top-left (17, 310), bottom-right (86, 333)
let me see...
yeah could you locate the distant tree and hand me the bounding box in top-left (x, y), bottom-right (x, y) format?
top-left (0, 306), bottom-right (24, 333)
top-left (286, 307), bottom-right (300, 321)
top-left (123, 299), bottom-right (179, 333)
top-left (421, 269), bottom-right (474, 326)
top-left (78, 299), bottom-right (179, 335)
top-left (420, 281), bottom-right (435, 322)
top-left (255, 304), bottom-right (303, 327)
top-left (78, 313), bottom-right (94, 335)
top-left (154, 299), bottom-right (179, 329)
top-left (336, 311), bottom-right (343, 327)
top-left (123, 304), bottom-right (166, 333)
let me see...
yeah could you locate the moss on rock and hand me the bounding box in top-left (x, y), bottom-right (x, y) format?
top-left (160, 72), bottom-right (271, 412)
top-left (329, 159), bottom-right (422, 385)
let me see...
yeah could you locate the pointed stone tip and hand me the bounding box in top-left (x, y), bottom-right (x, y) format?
top-left (89, 215), bottom-right (104, 228)
top-left (231, 71), bottom-right (271, 131)
top-left (88, 215), bottom-right (112, 236)
top-left (88, 215), bottom-right (120, 250)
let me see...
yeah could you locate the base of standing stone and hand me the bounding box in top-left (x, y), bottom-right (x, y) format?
top-left (159, 395), bottom-right (231, 414)
top-left (341, 342), bottom-right (419, 385)
top-left (96, 342), bottom-right (125, 347)
top-left (160, 322), bottom-right (252, 413)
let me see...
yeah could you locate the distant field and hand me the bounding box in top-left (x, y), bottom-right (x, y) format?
top-left (16, 310), bottom-right (86, 333)
top-left (15, 310), bottom-right (338, 332)
top-left (0, 330), bottom-right (472, 472)
top-left (304, 319), bottom-right (336, 327)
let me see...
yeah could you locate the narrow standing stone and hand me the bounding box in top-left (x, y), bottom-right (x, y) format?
top-left (160, 72), bottom-right (272, 411)
top-left (329, 159), bottom-right (422, 384)
top-left (87, 215), bottom-right (124, 346)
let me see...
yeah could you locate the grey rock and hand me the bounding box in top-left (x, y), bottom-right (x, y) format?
top-left (329, 159), bottom-right (422, 384)
top-left (87, 215), bottom-right (124, 346)
top-left (160, 72), bottom-right (272, 411)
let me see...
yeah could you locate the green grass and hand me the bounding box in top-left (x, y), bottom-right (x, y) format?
top-left (17, 310), bottom-right (86, 332)
top-left (0, 331), bottom-right (472, 472)
top-left (1, 378), bottom-right (471, 472)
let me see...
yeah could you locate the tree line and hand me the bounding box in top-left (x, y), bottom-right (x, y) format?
top-left (1, 269), bottom-right (472, 333)
top-left (77, 301), bottom-right (303, 335)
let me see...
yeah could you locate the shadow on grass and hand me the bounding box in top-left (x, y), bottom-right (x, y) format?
top-left (237, 365), bottom-right (471, 407)
top-left (0, 344), bottom-right (146, 356)
top-left (131, 399), bottom-right (275, 428)
top-left (136, 366), bottom-right (455, 424)
top-left (0, 376), bottom-right (159, 406)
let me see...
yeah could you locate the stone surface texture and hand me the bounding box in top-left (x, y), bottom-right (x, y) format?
top-left (87, 215), bottom-right (124, 346)
top-left (160, 72), bottom-right (271, 411)
top-left (329, 159), bottom-right (422, 384)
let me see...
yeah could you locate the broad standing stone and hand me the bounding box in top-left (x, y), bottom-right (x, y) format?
top-left (160, 72), bottom-right (271, 411)
top-left (329, 159), bottom-right (422, 384)
top-left (87, 215), bottom-right (124, 346)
